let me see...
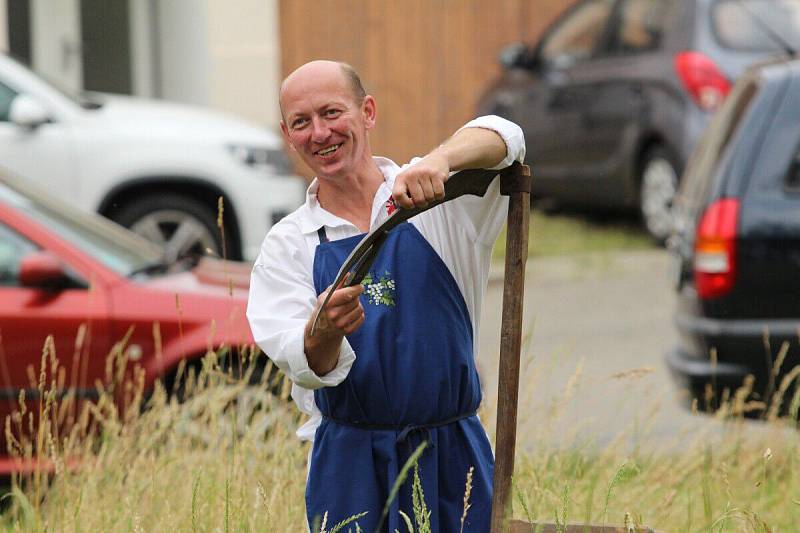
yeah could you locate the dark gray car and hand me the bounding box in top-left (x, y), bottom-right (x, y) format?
top-left (478, 0), bottom-right (800, 241)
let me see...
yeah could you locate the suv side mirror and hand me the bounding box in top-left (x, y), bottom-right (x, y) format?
top-left (9, 94), bottom-right (50, 128)
top-left (499, 43), bottom-right (533, 70)
top-left (18, 251), bottom-right (74, 290)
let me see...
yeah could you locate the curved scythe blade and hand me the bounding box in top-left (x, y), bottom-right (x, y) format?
top-left (309, 166), bottom-right (504, 336)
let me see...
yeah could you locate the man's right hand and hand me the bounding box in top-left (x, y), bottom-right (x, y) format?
top-left (304, 283), bottom-right (365, 376)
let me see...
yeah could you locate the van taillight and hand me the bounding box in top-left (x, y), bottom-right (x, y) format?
top-left (694, 198), bottom-right (739, 299)
top-left (674, 51), bottom-right (732, 112)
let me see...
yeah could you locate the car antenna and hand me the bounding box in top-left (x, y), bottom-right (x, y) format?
top-left (734, 0), bottom-right (796, 56)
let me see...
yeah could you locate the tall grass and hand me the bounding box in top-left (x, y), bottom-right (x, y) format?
top-left (1, 343), bottom-right (310, 532)
top-left (0, 339), bottom-right (798, 531)
top-left (495, 344), bottom-right (800, 532)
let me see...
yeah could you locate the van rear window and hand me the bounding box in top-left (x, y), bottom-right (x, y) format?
top-left (677, 75), bottom-right (759, 220)
top-left (712, 0), bottom-right (800, 52)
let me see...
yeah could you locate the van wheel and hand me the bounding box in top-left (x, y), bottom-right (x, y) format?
top-left (639, 147), bottom-right (680, 243)
top-left (113, 194), bottom-right (224, 260)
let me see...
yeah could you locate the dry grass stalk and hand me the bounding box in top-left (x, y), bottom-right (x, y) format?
top-left (460, 465), bottom-right (474, 533)
top-left (0, 328), bottom-right (799, 531)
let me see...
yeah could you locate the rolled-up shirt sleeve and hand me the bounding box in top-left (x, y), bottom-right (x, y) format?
top-left (448, 115), bottom-right (527, 245)
top-left (457, 115), bottom-right (526, 170)
top-left (247, 226), bottom-right (355, 391)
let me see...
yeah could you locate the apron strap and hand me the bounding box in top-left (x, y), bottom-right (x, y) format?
top-left (317, 227), bottom-right (329, 244)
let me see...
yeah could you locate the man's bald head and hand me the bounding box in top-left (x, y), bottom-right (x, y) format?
top-left (279, 60), bottom-right (367, 118)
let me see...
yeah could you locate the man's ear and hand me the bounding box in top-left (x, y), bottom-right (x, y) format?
top-left (362, 95), bottom-right (377, 130)
top-left (279, 120), bottom-right (296, 151)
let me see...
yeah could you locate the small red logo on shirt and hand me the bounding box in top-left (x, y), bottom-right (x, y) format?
top-left (386, 199), bottom-right (398, 216)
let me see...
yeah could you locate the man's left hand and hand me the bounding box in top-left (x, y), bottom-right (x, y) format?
top-left (392, 151), bottom-right (449, 209)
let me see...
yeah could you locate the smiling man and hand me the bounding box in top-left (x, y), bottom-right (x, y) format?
top-left (247, 60), bottom-right (525, 531)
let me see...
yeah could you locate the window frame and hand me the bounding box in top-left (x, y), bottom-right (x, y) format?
top-left (0, 221), bottom-right (39, 287)
top-left (710, 0), bottom-right (800, 53)
top-left (0, 80), bottom-right (18, 122)
top-left (605, 0), bottom-right (672, 57)
top-left (534, 0), bottom-right (618, 69)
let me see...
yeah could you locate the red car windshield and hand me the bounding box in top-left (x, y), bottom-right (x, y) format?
top-left (0, 176), bottom-right (162, 276)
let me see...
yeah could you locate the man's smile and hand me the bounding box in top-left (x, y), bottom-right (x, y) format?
top-left (315, 144), bottom-right (342, 157)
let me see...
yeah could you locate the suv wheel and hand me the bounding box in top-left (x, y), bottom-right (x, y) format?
top-left (639, 147), bottom-right (679, 243)
top-left (113, 194), bottom-right (225, 260)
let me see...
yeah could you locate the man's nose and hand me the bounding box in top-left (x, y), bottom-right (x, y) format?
top-left (310, 117), bottom-right (330, 143)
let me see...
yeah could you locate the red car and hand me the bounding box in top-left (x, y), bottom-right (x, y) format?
top-left (0, 172), bottom-right (255, 474)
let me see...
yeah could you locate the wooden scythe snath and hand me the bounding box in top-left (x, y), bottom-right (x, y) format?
top-left (491, 162), bottom-right (532, 533)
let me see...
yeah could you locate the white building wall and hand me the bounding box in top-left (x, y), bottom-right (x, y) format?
top-left (206, 0), bottom-right (282, 129)
top-left (129, 0), bottom-right (156, 98)
top-left (30, 0), bottom-right (83, 91)
top-left (0, 0), bottom-right (7, 53)
top-left (3, 0), bottom-right (282, 129)
top-left (156, 0), bottom-right (210, 106)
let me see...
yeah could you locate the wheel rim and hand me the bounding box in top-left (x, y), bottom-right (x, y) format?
top-left (130, 209), bottom-right (218, 260)
top-left (641, 158), bottom-right (678, 240)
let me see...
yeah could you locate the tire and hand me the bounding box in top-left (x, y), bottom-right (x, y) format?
top-left (639, 146), bottom-right (680, 244)
top-left (112, 193), bottom-right (226, 260)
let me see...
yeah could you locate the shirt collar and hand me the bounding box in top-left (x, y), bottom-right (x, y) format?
top-left (297, 156), bottom-right (401, 234)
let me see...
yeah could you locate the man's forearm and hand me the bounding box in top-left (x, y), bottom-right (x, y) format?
top-left (392, 122), bottom-right (515, 209)
top-left (303, 282), bottom-right (365, 377)
top-left (434, 127), bottom-right (508, 172)
top-left (304, 327), bottom-right (343, 376)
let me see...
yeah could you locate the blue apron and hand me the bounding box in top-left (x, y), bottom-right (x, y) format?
top-left (306, 222), bottom-right (493, 532)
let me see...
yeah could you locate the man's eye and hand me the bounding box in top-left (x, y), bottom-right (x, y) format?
top-left (325, 110), bottom-right (341, 118)
top-left (292, 118), bottom-right (308, 128)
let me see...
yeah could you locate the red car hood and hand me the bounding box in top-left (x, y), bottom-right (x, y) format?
top-left (193, 257), bottom-right (251, 291)
top-left (142, 257), bottom-right (251, 298)
top-left (127, 257), bottom-right (254, 345)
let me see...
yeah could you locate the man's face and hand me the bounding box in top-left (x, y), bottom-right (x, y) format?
top-left (280, 68), bottom-right (376, 180)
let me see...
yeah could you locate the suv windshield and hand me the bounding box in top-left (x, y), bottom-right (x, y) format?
top-left (0, 176), bottom-right (162, 276)
top-left (3, 54), bottom-right (101, 110)
top-left (713, 0), bottom-right (800, 51)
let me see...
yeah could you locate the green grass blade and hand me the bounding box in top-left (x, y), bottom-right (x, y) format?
top-left (375, 441), bottom-right (428, 533)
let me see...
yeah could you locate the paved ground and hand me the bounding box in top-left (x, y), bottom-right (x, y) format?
top-left (476, 249), bottom-right (789, 454)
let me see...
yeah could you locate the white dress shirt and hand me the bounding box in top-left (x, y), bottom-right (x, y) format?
top-left (247, 115), bottom-right (526, 441)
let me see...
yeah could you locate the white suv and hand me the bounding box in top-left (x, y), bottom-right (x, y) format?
top-left (0, 54), bottom-right (305, 262)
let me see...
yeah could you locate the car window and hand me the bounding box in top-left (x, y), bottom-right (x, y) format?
top-left (540, 0), bottom-right (615, 67)
top-left (0, 179), bottom-right (162, 277)
top-left (0, 81), bottom-right (17, 122)
top-left (677, 75), bottom-right (759, 221)
top-left (609, 0), bottom-right (671, 54)
top-left (784, 147), bottom-right (800, 191)
top-left (712, 0), bottom-right (800, 52)
top-left (0, 222), bottom-right (38, 286)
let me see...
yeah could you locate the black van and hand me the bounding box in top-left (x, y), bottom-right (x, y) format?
top-left (666, 55), bottom-right (800, 415)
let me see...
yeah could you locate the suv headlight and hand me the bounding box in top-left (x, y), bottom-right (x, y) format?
top-left (227, 144), bottom-right (293, 175)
